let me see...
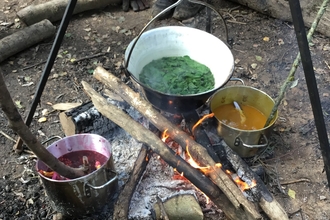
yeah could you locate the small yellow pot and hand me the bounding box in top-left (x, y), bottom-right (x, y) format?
top-left (210, 85), bottom-right (278, 157)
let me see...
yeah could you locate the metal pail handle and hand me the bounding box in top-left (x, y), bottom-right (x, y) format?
top-left (234, 134), bottom-right (269, 149)
top-left (84, 169), bottom-right (117, 190)
top-left (124, 0), bottom-right (230, 70)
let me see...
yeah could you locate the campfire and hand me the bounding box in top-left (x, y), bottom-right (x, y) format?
top-left (63, 66), bottom-right (289, 220)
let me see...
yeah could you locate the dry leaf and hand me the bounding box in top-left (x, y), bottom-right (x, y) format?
top-left (288, 188), bottom-right (296, 199)
top-left (278, 39), bottom-right (284, 45)
top-left (38, 117), bottom-right (47, 123)
top-left (263, 36), bottom-right (270, 42)
top-left (251, 63), bottom-right (258, 69)
top-left (52, 103), bottom-right (82, 111)
top-left (255, 55), bottom-right (262, 61)
top-left (15, 101), bottom-right (23, 109)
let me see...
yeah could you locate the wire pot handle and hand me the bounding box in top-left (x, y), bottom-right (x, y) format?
top-left (124, 0), bottom-right (229, 69)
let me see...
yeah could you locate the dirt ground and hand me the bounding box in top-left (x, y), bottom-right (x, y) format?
top-left (1, 0), bottom-right (330, 219)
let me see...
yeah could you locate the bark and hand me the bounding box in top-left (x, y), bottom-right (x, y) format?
top-left (0, 69), bottom-right (85, 179)
top-left (82, 81), bottom-right (255, 220)
top-left (17, 0), bottom-right (121, 26)
top-left (92, 66), bottom-right (262, 220)
top-left (229, 0), bottom-right (330, 38)
top-left (0, 19), bottom-right (55, 63)
top-left (112, 145), bottom-right (151, 220)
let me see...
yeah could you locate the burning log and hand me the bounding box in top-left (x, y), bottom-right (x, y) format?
top-left (82, 81), bottom-right (257, 220)
top-left (92, 66), bottom-right (288, 219)
top-left (224, 144), bottom-right (288, 220)
top-left (92, 67), bottom-right (263, 219)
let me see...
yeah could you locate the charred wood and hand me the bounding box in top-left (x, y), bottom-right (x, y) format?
top-left (224, 144), bottom-right (289, 220)
top-left (182, 110), bottom-right (221, 163)
top-left (59, 101), bottom-right (117, 137)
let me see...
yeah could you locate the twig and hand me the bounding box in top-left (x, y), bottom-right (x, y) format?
top-left (22, 60), bottom-right (46, 71)
top-left (0, 130), bottom-right (16, 143)
top-left (264, 0), bottom-right (330, 127)
top-left (280, 178), bottom-right (311, 185)
top-left (287, 208), bottom-right (304, 219)
top-left (226, 20), bottom-right (247, 25)
top-left (71, 52), bottom-right (109, 64)
top-left (324, 60), bottom-right (330, 69)
top-left (157, 196), bottom-right (170, 220)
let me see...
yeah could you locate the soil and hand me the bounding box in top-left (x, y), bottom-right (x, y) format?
top-left (1, 0), bottom-right (330, 219)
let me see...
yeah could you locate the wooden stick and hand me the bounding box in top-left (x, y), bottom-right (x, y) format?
top-left (0, 69), bottom-right (85, 179)
top-left (0, 19), bottom-right (55, 63)
top-left (17, 0), bottom-right (121, 26)
top-left (82, 81), bottom-right (255, 220)
top-left (113, 145), bottom-right (151, 220)
top-left (92, 67), bottom-right (262, 220)
top-left (0, 130), bottom-right (16, 143)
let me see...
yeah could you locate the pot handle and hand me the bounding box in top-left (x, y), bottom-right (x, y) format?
top-left (234, 134), bottom-right (268, 149)
top-left (84, 169), bottom-right (117, 191)
top-left (125, 0), bottom-right (229, 69)
top-left (229, 77), bottom-right (245, 85)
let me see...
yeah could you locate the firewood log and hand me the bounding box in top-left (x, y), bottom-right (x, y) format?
top-left (0, 19), bottom-right (55, 63)
top-left (17, 0), bottom-right (121, 26)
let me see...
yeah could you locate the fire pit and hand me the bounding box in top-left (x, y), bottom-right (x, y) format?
top-left (80, 68), bottom-right (289, 220)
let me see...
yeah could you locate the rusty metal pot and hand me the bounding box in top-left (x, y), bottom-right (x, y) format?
top-left (36, 134), bottom-right (118, 218)
top-left (124, 0), bottom-right (234, 114)
top-left (209, 85), bottom-right (278, 157)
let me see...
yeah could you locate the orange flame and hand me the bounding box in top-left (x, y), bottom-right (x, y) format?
top-left (185, 143), bottom-right (210, 173)
top-left (192, 113), bottom-right (214, 134)
top-left (233, 176), bottom-right (257, 191)
top-left (161, 129), bottom-right (170, 142)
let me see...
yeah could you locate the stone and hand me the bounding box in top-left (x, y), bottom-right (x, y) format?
top-left (153, 194), bottom-right (203, 220)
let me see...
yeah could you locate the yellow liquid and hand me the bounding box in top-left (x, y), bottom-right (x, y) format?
top-left (213, 103), bottom-right (267, 130)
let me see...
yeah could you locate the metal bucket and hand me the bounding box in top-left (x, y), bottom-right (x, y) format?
top-left (36, 134), bottom-right (118, 217)
top-left (209, 85), bottom-right (278, 157)
top-left (124, 0), bottom-right (234, 114)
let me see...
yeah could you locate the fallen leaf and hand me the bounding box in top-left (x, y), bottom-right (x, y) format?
top-left (255, 55), bottom-right (262, 61)
top-left (38, 117), bottom-right (47, 123)
top-left (263, 36), bottom-right (270, 42)
top-left (251, 63), bottom-right (258, 69)
top-left (323, 44), bottom-right (330, 51)
top-left (84, 28), bottom-right (92, 32)
top-left (118, 16), bottom-right (125, 23)
top-left (42, 109), bottom-right (49, 116)
top-left (290, 78), bottom-right (299, 88)
top-left (278, 39), bottom-right (285, 45)
top-left (15, 101), bottom-right (23, 109)
top-left (288, 188), bottom-right (296, 199)
top-left (52, 103), bottom-right (82, 111)
top-left (21, 82), bottom-right (34, 87)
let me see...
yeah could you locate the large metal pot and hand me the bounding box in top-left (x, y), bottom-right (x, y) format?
top-left (36, 134), bottom-right (118, 218)
top-left (209, 85), bottom-right (278, 157)
top-left (124, 1), bottom-right (234, 114)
